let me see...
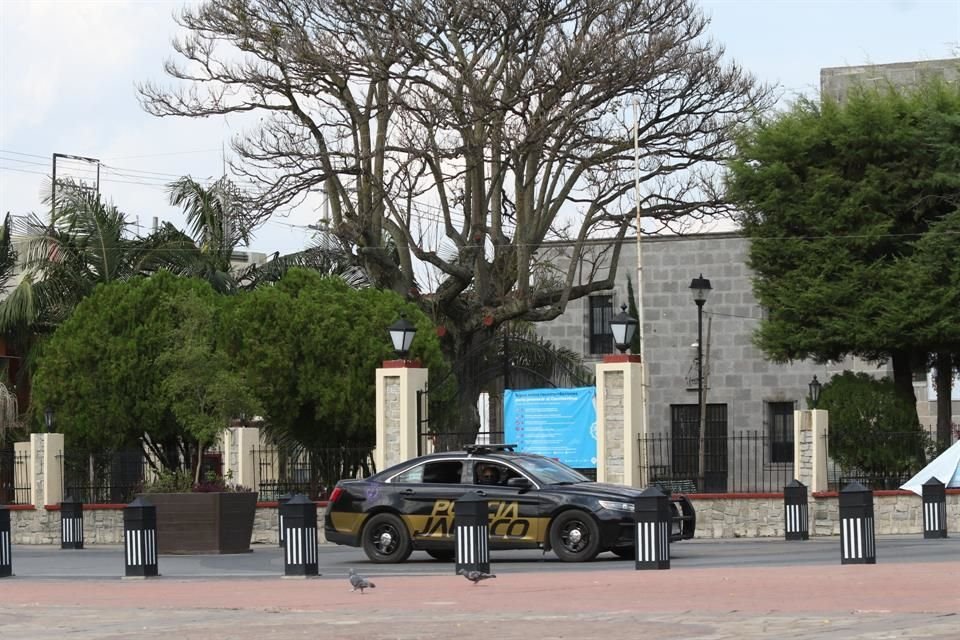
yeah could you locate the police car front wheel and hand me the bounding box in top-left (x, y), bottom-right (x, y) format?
top-left (549, 510), bottom-right (601, 562)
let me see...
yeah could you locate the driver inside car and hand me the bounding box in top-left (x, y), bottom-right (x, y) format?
top-left (476, 464), bottom-right (501, 485)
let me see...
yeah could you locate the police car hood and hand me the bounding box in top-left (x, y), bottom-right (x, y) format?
top-left (545, 482), bottom-right (647, 499)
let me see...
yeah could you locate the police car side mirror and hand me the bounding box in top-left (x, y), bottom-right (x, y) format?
top-left (506, 477), bottom-right (532, 490)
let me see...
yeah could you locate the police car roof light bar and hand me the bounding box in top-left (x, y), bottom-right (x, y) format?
top-left (464, 443), bottom-right (518, 454)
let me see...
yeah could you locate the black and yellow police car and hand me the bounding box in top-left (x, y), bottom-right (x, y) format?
top-left (324, 444), bottom-right (696, 563)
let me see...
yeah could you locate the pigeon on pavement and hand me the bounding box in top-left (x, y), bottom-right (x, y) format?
top-left (349, 568), bottom-right (376, 594)
top-left (457, 568), bottom-right (496, 585)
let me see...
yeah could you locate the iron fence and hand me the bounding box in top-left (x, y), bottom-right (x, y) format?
top-left (0, 448), bottom-right (30, 505)
top-left (250, 446), bottom-right (375, 501)
top-left (824, 430), bottom-right (930, 491)
top-left (638, 431), bottom-right (794, 494)
top-left (59, 449), bottom-right (148, 504)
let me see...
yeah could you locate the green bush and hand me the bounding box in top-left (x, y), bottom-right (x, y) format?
top-left (820, 371), bottom-right (932, 480)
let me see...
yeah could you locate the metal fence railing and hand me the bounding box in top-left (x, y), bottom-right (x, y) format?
top-left (824, 430), bottom-right (931, 491)
top-left (59, 450), bottom-right (148, 504)
top-left (638, 431), bottom-right (795, 494)
top-left (0, 448), bottom-right (30, 505)
top-left (250, 446), bottom-right (375, 501)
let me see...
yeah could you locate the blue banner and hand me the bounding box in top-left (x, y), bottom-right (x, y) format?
top-left (503, 387), bottom-right (597, 469)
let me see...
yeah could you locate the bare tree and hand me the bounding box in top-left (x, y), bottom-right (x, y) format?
top-left (140, 0), bottom-right (772, 429)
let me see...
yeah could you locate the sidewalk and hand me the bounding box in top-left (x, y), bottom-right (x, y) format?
top-left (2, 562), bottom-right (958, 639)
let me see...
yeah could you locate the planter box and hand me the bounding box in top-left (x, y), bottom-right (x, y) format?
top-left (137, 492), bottom-right (258, 554)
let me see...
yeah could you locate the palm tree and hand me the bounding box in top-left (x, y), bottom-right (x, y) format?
top-left (166, 175), bottom-right (372, 292)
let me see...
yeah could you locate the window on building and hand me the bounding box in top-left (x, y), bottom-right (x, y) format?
top-left (588, 295), bottom-right (614, 354)
top-left (769, 402), bottom-right (794, 463)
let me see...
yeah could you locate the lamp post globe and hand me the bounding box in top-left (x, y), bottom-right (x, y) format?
top-left (44, 406), bottom-right (54, 433)
top-left (388, 316), bottom-right (417, 359)
top-left (609, 304), bottom-right (638, 354)
top-left (808, 375), bottom-right (822, 409)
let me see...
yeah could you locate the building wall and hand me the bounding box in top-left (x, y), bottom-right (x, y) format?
top-left (536, 232), bottom-right (958, 441)
top-left (820, 58), bottom-right (959, 103)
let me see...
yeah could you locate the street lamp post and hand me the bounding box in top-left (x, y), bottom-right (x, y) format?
top-left (689, 274), bottom-right (712, 487)
top-left (44, 406), bottom-right (54, 433)
top-left (689, 274), bottom-right (712, 415)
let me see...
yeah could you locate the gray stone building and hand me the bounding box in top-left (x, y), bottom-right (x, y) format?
top-left (534, 230), bottom-right (956, 491)
top-left (821, 57), bottom-right (958, 103)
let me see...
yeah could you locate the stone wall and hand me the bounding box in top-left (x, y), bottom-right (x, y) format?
top-left (9, 504), bottom-right (328, 546)
top-left (9, 493), bottom-right (957, 544)
top-left (688, 491), bottom-right (960, 539)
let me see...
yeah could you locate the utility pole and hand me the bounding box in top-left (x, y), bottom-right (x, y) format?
top-left (632, 98), bottom-right (650, 484)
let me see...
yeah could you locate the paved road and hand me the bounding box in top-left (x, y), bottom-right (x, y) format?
top-left (2, 537), bottom-right (958, 639)
top-left (8, 535), bottom-right (960, 579)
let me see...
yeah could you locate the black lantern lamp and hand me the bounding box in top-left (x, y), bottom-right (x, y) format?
top-left (809, 375), bottom-right (822, 409)
top-left (609, 304), bottom-right (638, 354)
top-left (44, 406), bottom-right (54, 433)
top-left (689, 273), bottom-right (712, 306)
top-left (388, 315), bottom-right (417, 359)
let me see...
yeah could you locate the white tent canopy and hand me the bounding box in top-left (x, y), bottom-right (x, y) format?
top-left (900, 439), bottom-right (960, 495)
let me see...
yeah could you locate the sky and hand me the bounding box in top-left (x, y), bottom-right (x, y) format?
top-left (1, 0), bottom-right (958, 257)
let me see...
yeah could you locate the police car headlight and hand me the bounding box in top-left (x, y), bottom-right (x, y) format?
top-left (598, 500), bottom-right (634, 512)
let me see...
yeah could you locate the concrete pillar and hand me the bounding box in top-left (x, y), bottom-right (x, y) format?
top-left (25, 433), bottom-right (64, 508)
top-left (375, 360), bottom-right (427, 472)
top-left (793, 409), bottom-right (829, 494)
top-left (223, 426), bottom-right (260, 490)
top-left (595, 355), bottom-right (644, 487)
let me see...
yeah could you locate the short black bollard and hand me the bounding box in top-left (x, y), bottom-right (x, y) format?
top-left (60, 496), bottom-right (84, 550)
top-left (454, 492), bottom-right (490, 575)
top-left (281, 494), bottom-right (319, 577)
top-left (0, 505), bottom-right (12, 578)
top-left (634, 486), bottom-right (670, 570)
top-left (784, 479), bottom-right (809, 541)
top-left (839, 481), bottom-right (876, 565)
top-left (922, 477), bottom-right (948, 539)
top-left (277, 492), bottom-right (294, 548)
top-left (123, 497), bottom-right (159, 578)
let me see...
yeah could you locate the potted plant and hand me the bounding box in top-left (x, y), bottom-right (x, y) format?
top-left (139, 469), bottom-right (258, 554)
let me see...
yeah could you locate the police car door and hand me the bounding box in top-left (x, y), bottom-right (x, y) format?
top-left (468, 460), bottom-right (543, 547)
top-left (393, 459), bottom-right (464, 542)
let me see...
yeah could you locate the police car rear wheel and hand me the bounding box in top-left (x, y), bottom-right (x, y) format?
top-left (549, 510), bottom-right (600, 562)
top-left (362, 513), bottom-right (413, 563)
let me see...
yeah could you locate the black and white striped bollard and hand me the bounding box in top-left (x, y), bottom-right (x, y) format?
top-left (277, 492), bottom-right (293, 547)
top-left (123, 497), bottom-right (159, 578)
top-left (60, 496), bottom-right (84, 550)
top-left (634, 486), bottom-right (670, 570)
top-left (922, 477), bottom-right (948, 539)
top-left (281, 494), bottom-right (319, 577)
top-left (454, 492), bottom-right (490, 575)
top-left (784, 479), bottom-right (809, 541)
top-left (0, 505), bottom-right (12, 578)
top-left (839, 481), bottom-right (875, 565)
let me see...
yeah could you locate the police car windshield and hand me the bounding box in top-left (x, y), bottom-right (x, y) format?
top-left (514, 456), bottom-right (589, 485)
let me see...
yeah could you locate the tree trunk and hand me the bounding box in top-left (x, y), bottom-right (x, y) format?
top-left (890, 349), bottom-right (918, 405)
top-left (935, 352), bottom-right (953, 452)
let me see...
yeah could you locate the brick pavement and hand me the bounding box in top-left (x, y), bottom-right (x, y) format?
top-left (1, 562), bottom-right (958, 639)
